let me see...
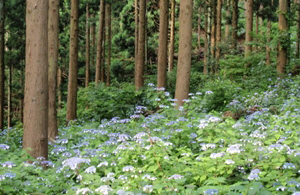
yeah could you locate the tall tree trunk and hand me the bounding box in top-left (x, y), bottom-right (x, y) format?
top-left (57, 67), bottom-right (62, 110)
top-left (48, 0), bottom-right (59, 140)
top-left (7, 64), bottom-right (12, 127)
top-left (198, 6), bottom-right (202, 50)
top-left (168, 0), bottom-right (175, 72)
top-left (0, 0), bottom-right (4, 130)
top-left (106, 3), bottom-right (111, 87)
top-left (277, 0), bottom-right (288, 74)
top-left (135, 0), bottom-right (146, 90)
top-left (157, 0), bottom-right (169, 88)
top-left (211, 0), bottom-right (217, 60)
top-left (266, 20), bottom-right (271, 65)
top-left (135, 0), bottom-right (139, 68)
top-left (225, 0), bottom-right (231, 38)
top-left (216, 0), bottom-right (222, 62)
top-left (296, 0), bottom-right (300, 58)
top-left (66, 0), bottom-right (79, 122)
top-left (95, 0), bottom-right (105, 84)
top-left (245, 0), bottom-right (253, 59)
top-left (23, 0), bottom-right (49, 159)
top-left (174, 0), bottom-right (193, 107)
top-left (232, 0), bottom-right (238, 50)
top-left (204, 2), bottom-right (209, 75)
top-left (85, 3), bottom-right (90, 87)
top-left (254, 13), bottom-right (259, 51)
top-left (90, 14), bottom-right (96, 69)
top-left (101, 9), bottom-right (106, 83)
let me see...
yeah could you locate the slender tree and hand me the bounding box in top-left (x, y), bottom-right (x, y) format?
top-left (296, 0), bottom-right (300, 58)
top-left (225, 0), bottom-right (231, 38)
top-left (106, 3), bottom-right (111, 87)
top-left (216, 0), bottom-right (222, 61)
top-left (23, 0), bottom-right (49, 159)
top-left (48, 0), bottom-right (59, 140)
top-left (245, 0), bottom-right (253, 58)
top-left (135, 0), bottom-right (139, 68)
top-left (101, 8), bottom-right (106, 83)
top-left (0, 0), bottom-right (4, 130)
top-left (204, 1), bottom-right (209, 75)
top-left (95, 0), bottom-right (105, 84)
top-left (90, 14), bottom-right (96, 68)
top-left (135, 0), bottom-right (146, 90)
top-left (198, 6), bottom-right (202, 51)
top-left (157, 0), bottom-right (169, 88)
top-left (277, 0), bottom-right (288, 74)
top-left (7, 64), bottom-right (12, 127)
top-left (168, 0), bottom-right (175, 72)
top-left (85, 2), bottom-right (90, 87)
top-left (174, 0), bottom-right (193, 107)
top-left (232, 0), bottom-right (238, 49)
top-left (57, 67), bottom-right (62, 110)
top-left (66, 0), bottom-right (79, 122)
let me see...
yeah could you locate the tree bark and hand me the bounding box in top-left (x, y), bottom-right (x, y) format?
top-left (211, 0), bottom-right (217, 59)
top-left (95, 0), bottom-right (105, 84)
top-left (174, 0), bottom-right (193, 107)
top-left (225, 0), bottom-right (231, 38)
top-left (245, 0), bottom-right (253, 58)
top-left (23, 0), bottom-right (49, 159)
top-left (232, 0), bottom-right (238, 50)
top-left (168, 0), bottom-right (175, 72)
top-left (135, 0), bottom-right (139, 69)
top-left (101, 8), bottom-right (106, 83)
top-left (157, 0), bottom-right (169, 88)
top-left (66, 0), bottom-right (79, 122)
top-left (7, 64), bottom-right (12, 128)
top-left (57, 67), bottom-right (62, 110)
top-left (198, 6), bottom-right (202, 50)
top-left (48, 0), bottom-right (59, 140)
top-left (296, 0), bottom-right (300, 58)
top-left (216, 0), bottom-right (222, 61)
top-left (90, 14), bottom-right (96, 69)
top-left (0, 0), bottom-right (4, 130)
top-left (85, 3), bottom-right (90, 87)
top-left (204, 2), bottom-right (209, 75)
top-left (106, 3), bottom-right (111, 87)
top-left (266, 20), bottom-right (271, 66)
top-left (277, 0), bottom-right (288, 74)
top-left (135, 0), bottom-right (146, 90)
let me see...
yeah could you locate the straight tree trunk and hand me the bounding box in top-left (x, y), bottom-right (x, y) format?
top-left (0, 0), bottom-right (4, 130)
top-left (157, 0), bottom-right (169, 88)
top-left (101, 10), bottom-right (106, 83)
top-left (106, 3), bottom-right (111, 87)
top-left (85, 3), bottom-right (90, 87)
top-left (57, 67), bottom-right (62, 110)
top-left (245, 0), bottom-right (253, 58)
top-left (211, 0), bottom-right (217, 59)
top-left (198, 6), bottom-right (202, 50)
top-left (95, 0), bottom-right (105, 84)
top-left (296, 0), bottom-right (300, 58)
top-left (135, 0), bottom-right (146, 90)
top-left (232, 0), bottom-right (238, 49)
top-left (23, 0), bottom-right (49, 159)
top-left (90, 14), bottom-right (96, 68)
top-left (66, 0), bottom-right (79, 122)
top-left (135, 0), bottom-right (139, 68)
top-left (225, 0), bottom-right (231, 38)
top-left (277, 0), bottom-right (288, 74)
top-left (174, 0), bottom-right (193, 107)
top-left (204, 3), bottom-right (209, 75)
top-left (7, 64), bottom-right (12, 127)
top-left (168, 0), bottom-right (175, 72)
top-left (48, 0), bottom-right (59, 140)
top-left (266, 20), bottom-right (271, 65)
top-left (254, 13), bottom-right (259, 51)
top-left (216, 0), bottom-right (222, 61)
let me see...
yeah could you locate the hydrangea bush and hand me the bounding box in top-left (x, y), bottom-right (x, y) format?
top-left (1, 77), bottom-right (300, 194)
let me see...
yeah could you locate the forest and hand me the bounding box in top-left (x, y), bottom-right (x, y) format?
top-left (1, 0), bottom-right (300, 194)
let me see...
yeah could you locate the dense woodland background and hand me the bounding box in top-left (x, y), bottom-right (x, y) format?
top-left (1, 0), bottom-right (300, 194)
